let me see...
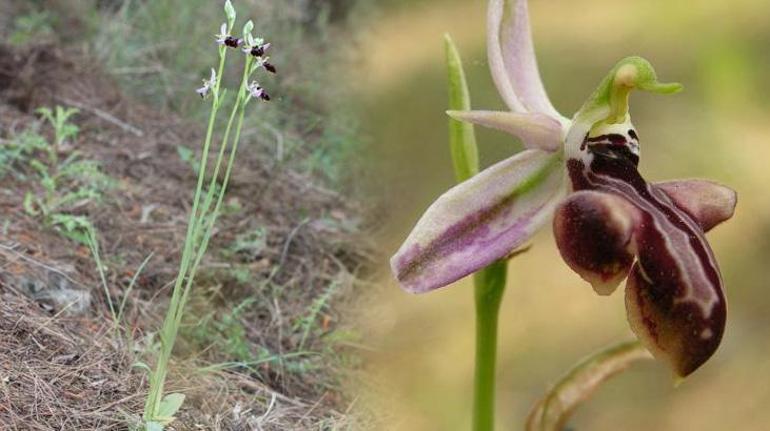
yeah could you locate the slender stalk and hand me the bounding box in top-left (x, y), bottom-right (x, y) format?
top-left (143, 45), bottom-right (229, 420)
top-left (191, 56), bottom-right (253, 253)
top-left (472, 260), bottom-right (507, 431)
top-left (174, 56), bottom-right (252, 330)
top-left (87, 228), bottom-right (118, 327)
top-left (444, 34), bottom-right (510, 431)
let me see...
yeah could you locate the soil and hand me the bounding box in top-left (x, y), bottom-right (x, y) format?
top-left (0, 42), bottom-right (373, 430)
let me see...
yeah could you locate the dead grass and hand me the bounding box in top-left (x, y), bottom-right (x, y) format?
top-left (0, 38), bottom-right (376, 430)
top-left (0, 281), bottom-right (142, 430)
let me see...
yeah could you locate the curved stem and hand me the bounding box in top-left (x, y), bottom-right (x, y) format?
top-left (525, 340), bottom-right (651, 431)
top-left (472, 260), bottom-right (507, 431)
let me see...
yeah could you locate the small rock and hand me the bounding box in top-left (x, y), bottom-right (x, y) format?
top-left (14, 271), bottom-right (91, 315)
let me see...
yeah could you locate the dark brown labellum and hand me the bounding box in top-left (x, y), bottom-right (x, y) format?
top-left (224, 36), bottom-right (241, 48)
top-left (560, 132), bottom-right (729, 376)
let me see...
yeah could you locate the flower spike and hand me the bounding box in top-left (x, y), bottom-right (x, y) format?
top-left (562, 123), bottom-right (735, 375)
top-left (247, 81), bottom-right (271, 101)
top-left (224, 0), bottom-right (236, 25)
top-left (487, 0), bottom-right (526, 113)
top-left (553, 191), bottom-right (640, 295)
top-left (215, 22), bottom-right (242, 48)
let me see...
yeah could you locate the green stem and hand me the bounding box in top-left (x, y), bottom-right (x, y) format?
top-left (143, 46), bottom-right (228, 420)
top-left (472, 260), bottom-right (507, 431)
top-left (443, 33), bottom-right (509, 431)
top-left (192, 56), bottom-right (253, 253)
top-left (175, 84), bottom-right (249, 334)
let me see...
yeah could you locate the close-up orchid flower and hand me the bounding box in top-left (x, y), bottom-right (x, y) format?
top-left (391, 0), bottom-right (737, 428)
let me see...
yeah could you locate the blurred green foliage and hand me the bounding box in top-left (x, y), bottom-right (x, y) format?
top-left (1, 106), bottom-right (112, 245)
top-left (9, 10), bottom-right (54, 45)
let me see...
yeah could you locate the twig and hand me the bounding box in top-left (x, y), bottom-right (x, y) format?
top-left (32, 299), bottom-right (78, 336)
top-left (274, 218), bottom-right (309, 278)
top-left (54, 96), bottom-right (145, 137)
top-left (254, 392), bottom-right (277, 425)
top-left (0, 242), bottom-right (84, 289)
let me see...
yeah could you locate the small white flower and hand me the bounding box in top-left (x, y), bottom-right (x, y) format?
top-left (242, 35), bottom-right (267, 55)
top-left (247, 81), bottom-right (270, 101)
top-left (196, 68), bottom-right (217, 99)
top-left (215, 23), bottom-right (228, 45)
top-left (215, 22), bottom-right (242, 48)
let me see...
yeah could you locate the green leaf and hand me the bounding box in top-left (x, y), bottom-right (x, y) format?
top-left (50, 214), bottom-right (94, 245)
top-left (444, 33), bottom-right (479, 183)
top-left (154, 392), bottom-right (185, 425)
top-left (132, 361), bottom-right (152, 373)
top-left (176, 145), bottom-right (199, 174)
top-left (23, 192), bottom-right (38, 215)
top-left (36, 107), bottom-right (54, 124)
top-left (144, 421), bottom-right (164, 431)
top-left (29, 159), bottom-right (48, 176)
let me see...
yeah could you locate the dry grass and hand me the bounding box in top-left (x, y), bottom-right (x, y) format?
top-left (0, 281), bottom-right (142, 430)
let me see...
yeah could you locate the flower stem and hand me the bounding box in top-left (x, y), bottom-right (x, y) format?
top-left (472, 259), bottom-right (507, 431)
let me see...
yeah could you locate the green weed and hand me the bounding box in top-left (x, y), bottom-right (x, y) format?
top-left (190, 297), bottom-right (258, 364)
top-left (9, 9), bottom-right (55, 45)
top-left (294, 281), bottom-right (341, 351)
top-left (2, 106), bottom-right (113, 245)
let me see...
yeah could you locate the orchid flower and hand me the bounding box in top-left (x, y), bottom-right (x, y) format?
top-left (391, 0), bottom-right (736, 377)
top-left (195, 68), bottom-right (217, 98)
top-left (215, 22), bottom-right (242, 48)
top-left (247, 81), bottom-right (271, 101)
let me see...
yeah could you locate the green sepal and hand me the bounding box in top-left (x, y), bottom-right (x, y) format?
top-left (444, 34), bottom-right (479, 183)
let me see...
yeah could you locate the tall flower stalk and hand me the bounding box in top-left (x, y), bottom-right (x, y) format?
top-left (445, 34), bottom-right (508, 431)
top-left (142, 2), bottom-right (275, 428)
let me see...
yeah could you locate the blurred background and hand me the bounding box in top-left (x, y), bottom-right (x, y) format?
top-left (355, 0), bottom-right (770, 430)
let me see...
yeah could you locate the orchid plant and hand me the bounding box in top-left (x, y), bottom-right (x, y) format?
top-left (141, 2), bottom-right (275, 429)
top-left (391, 0), bottom-right (736, 429)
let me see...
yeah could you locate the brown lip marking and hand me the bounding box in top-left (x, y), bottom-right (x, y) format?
top-left (565, 149), bottom-right (726, 376)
